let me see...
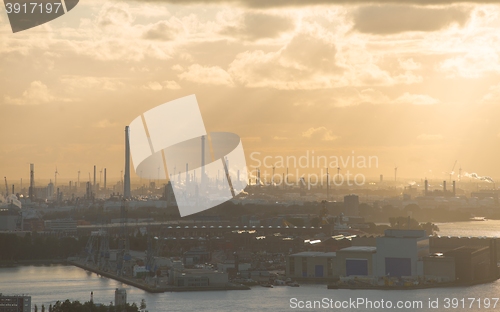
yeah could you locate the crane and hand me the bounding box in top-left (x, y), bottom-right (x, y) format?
top-left (4, 177), bottom-right (9, 197)
top-left (450, 160), bottom-right (457, 183)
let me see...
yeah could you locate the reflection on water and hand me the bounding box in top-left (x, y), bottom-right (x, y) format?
top-left (437, 219), bottom-right (500, 237)
top-left (2, 221), bottom-right (500, 311)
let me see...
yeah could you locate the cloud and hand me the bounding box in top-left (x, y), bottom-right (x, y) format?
top-left (142, 80), bottom-right (181, 90)
top-left (399, 58), bottom-right (422, 71)
top-left (142, 20), bottom-right (183, 41)
top-left (131, 0), bottom-right (500, 8)
top-left (222, 12), bottom-right (294, 40)
top-left (178, 64), bottom-right (234, 86)
top-left (94, 119), bottom-right (118, 128)
top-left (417, 134), bottom-right (444, 141)
top-left (352, 6), bottom-right (470, 34)
top-left (302, 127), bottom-right (338, 141)
top-left (228, 32), bottom-right (341, 89)
top-left (97, 5), bottom-right (135, 29)
top-left (61, 76), bottom-right (125, 91)
top-left (482, 83), bottom-right (500, 104)
top-left (3, 81), bottom-right (70, 105)
top-left (273, 136), bottom-right (288, 140)
top-left (393, 92), bottom-right (440, 105)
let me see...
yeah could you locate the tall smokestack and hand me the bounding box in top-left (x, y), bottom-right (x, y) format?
top-left (124, 126), bottom-right (131, 199)
top-left (29, 163), bottom-right (35, 200)
top-left (452, 180), bottom-right (456, 196)
top-left (424, 179), bottom-right (428, 196)
top-left (443, 180), bottom-right (447, 193)
top-left (104, 168), bottom-right (107, 190)
top-left (93, 165), bottom-right (96, 191)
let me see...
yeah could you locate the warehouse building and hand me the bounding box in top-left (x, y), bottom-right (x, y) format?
top-left (0, 295), bottom-right (31, 312)
top-left (286, 251), bottom-right (337, 280)
top-left (336, 246), bottom-right (377, 277)
top-left (375, 229), bottom-right (429, 278)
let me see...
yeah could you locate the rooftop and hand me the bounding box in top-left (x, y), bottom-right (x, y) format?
top-left (338, 246), bottom-right (377, 253)
top-left (290, 251), bottom-right (336, 258)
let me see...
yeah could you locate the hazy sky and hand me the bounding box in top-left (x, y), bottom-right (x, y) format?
top-left (2, 0), bottom-right (500, 184)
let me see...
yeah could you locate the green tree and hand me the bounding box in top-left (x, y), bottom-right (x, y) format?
top-left (140, 299), bottom-right (147, 312)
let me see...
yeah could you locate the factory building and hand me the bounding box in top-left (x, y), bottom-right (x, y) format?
top-left (286, 251), bottom-right (337, 280)
top-left (375, 229), bottom-right (429, 277)
top-left (43, 219), bottom-right (77, 234)
top-left (423, 254), bottom-right (456, 282)
top-left (336, 246), bottom-right (377, 277)
top-left (0, 206), bottom-right (22, 231)
top-left (343, 195), bottom-right (359, 216)
top-left (168, 268), bottom-right (228, 287)
top-left (0, 295), bottom-right (31, 312)
top-left (444, 246), bottom-right (494, 282)
top-left (334, 231), bottom-right (499, 285)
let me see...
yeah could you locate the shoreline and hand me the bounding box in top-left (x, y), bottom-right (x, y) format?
top-left (0, 259), bottom-right (68, 267)
top-left (328, 277), bottom-right (500, 290)
top-left (68, 261), bottom-right (250, 293)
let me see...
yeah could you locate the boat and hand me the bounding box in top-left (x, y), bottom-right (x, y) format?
top-left (470, 217), bottom-right (486, 221)
top-left (288, 282), bottom-right (300, 287)
top-left (260, 283), bottom-right (273, 288)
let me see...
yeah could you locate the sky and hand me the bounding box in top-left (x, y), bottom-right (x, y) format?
top-left (2, 0), bottom-right (500, 184)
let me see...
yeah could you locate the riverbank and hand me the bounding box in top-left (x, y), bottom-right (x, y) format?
top-left (0, 259), bottom-right (68, 267)
top-left (328, 276), bottom-right (500, 290)
top-left (69, 261), bottom-right (250, 293)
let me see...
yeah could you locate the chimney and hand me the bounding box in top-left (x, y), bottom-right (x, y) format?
top-left (104, 168), bottom-right (107, 190)
top-left (93, 165), bottom-right (96, 190)
top-left (424, 179), bottom-right (428, 196)
top-left (124, 126), bottom-right (131, 199)
top-left (443, 180), bottom-right (447, 193)
top-left (452, 180), bottom-right (456, 196)
top-left (29, 163), bottom-right (35, 200)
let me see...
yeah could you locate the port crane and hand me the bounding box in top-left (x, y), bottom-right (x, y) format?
top-left (450, 160), bottom-right (457, 183)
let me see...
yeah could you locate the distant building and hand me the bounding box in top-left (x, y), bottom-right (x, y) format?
top-left (43, 219), bottom-right (77, 233)
top-left (375, 229), bottom-right (429, 277)
top-left (114, 288), bottom-right (126, 307)
top-left (0, 206), bottom-right (22, 231)
top-left (343, 194), bottom-right (359, 216)
top-left (168, 268), bottom-right (228, 287)
top-left (0, 295), bottom-right (31, 312)
top-left (336, 246), bottom-right (377, 277)
top-left (286, 251), bottom-right (337, 280)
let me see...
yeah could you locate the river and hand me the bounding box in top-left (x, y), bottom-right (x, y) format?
top-left (2, 220), bottom-right (500, 311)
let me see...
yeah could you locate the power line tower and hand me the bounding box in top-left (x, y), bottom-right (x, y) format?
top-left (98, 227), bottom-right (111, 272)
top-left (117, 200), bottom-right (131, 276)
top-left (85, 232), bottom-right (98, 266)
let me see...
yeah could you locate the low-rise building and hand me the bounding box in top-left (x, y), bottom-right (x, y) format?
top-left (336, 246), bottom-right (377, 277)
top-left (286, 251), bottom-right (337, 280)
top-left (0, 295), bottom-right (31, 312)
